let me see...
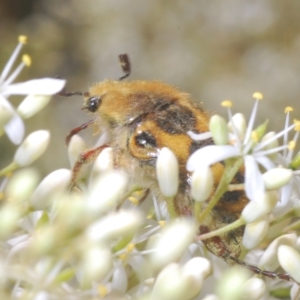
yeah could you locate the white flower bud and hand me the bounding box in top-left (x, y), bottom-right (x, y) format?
top-left (258, 233), bottom-right (297, 271)
top-left (291, 282), bottom-right (300, 300)
top-left (30, 169), bottom-right (72, 209)
top-left (5, 168), bottom-right (40, 203)
top-left (191, 166), bottom-right (214, 202)
top-left (242, 277), bottom-right (266, 300)
top-left (202, 296), bottom-right (219, 300)
top-left (0, 204), bottom-right (22, 239)
top-left (67, 134), bottom-right (87, 167)
top-left (228, 113), bottom-right (246, 139)
top-left (216, 266), bottom-right (250, 300)
top-left (14, 130), bottom-right (50, 166)
top-left (182, 257), bottom-right (211, 281)
top-left (17, 94), bottom-right (52, 119)
top-left (156, 147), bottom-right (179, 197)
top-left (242, 217), bottom-right (269, 249)
top-left (34, 291), bottom-right (48, 300)
top-left (54, 195), bottom-right (86, 230)
top-left (30, 226), bottom-right (58, 256)
top-left (147, 219), bottom-right (197, 272)
top-left (150, 261), bottom-right (204, 300)
top-left (262, 168), bottom-right (293, 190)
top-left (209, 114), bottom-right (228, 145)
top-left (241, 191), bottom-right (278, 223)
top-left (112, 263), bottom-right (127, 293)
top-left (81, 246), bottom-right (112, 284)
top-left (90, 147), bottom-right (113, 184)
top-left (87, 210), bottom-right (143, 242)
top-left (278, 245), bottom-right (300, 283)
top-left (86, 170), bottom-right (128, 216)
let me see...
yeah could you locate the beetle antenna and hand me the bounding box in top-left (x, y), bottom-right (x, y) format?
top-left (118, 54), bottom-right (131, 80)
top-left (57, 90), bottom-right (85, 97)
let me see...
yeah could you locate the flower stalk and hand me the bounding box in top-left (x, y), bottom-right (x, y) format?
top-left (198, 157), bottom-right (243, 224)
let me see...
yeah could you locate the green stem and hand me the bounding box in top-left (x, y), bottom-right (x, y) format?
top-left (198, 158), bottom-right (243, 224)
top-left (194, 202), bottom-right (202, 219)
top-left (197, 218), bottom-right (245, 240)
top-left (166, 196), bottom-right (177, 218)
top-left (269, 210), bottom-right (295, 227)
top-left (283, 219), bottom-right (300, 233)
top-left (0, 161), bottom-right (18, 177)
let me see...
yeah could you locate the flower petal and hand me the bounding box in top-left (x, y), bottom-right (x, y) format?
top-left (1, 97), bottom-right (25, 144)
top-left (2, 78), bottom-right (66, 96)
top-left (187, 145), bottom-right (239, 171)
top-left (254, 155), bottom-right (275, 171)
top-left (273, 182), bottom-right (294, 216)
top-left (0, 96), bottom-right (14, 129)
top-left (244, 155), bottom-right (265, 201)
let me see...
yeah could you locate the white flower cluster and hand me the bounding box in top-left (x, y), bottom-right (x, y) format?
top-left (186, 94), bottom-right (300, 299)
top-left (0, 36), bottom-right (65, 175)
top-left (1, 37), bottom-right (300, 300)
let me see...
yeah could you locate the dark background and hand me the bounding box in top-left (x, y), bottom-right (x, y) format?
top-left (1, 0), bottom-right (300, 176)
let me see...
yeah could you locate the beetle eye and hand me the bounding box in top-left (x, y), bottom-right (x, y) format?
top-left (85, 96), bottom-right (101, 112)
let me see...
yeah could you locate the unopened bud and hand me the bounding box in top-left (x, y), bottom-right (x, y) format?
top-left (156, 147), bottom-right (179, 197)
top-left (14, 130), bottom-right (50, 166)
top-left (241, 191), bottom-right (278, 223)
top-left (278, 245), bottom-right (300, 283)
top-left (209, 114), bottom-right (228, 145)
top-left (190, 166), bottom-right (214, 202)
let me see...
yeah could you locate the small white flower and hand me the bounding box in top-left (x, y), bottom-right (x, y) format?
top-left (273, 108), bottom-right (300, 215)
top-left (258, 233), bottom-right (297, 271)
top-left (14, 130), bottom-right (50, 167)
top-left (187, 93), bottom-right (294, 203)
top-left (0, 36), bottom-right (65, 144)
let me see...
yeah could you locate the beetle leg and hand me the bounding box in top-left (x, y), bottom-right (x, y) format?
top-left (70, 145), bottom-right (108, 190)
top-left (66, 120), bottom-right (95, 145)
